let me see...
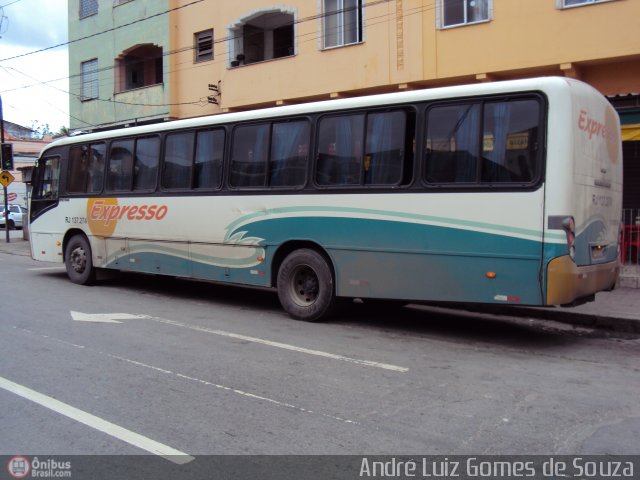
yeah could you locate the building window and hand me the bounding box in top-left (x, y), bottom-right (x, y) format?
top-left (323, 0), bottom-right (363, 48)
top-left (80, 59), bottom-right (99, 101)
top-left (194, 29), bottom-right (214, 63)
top-left (79, 0), bottom-right (98, 19)
top-left (115, 44), bottom-right (163, 93)
top-left (229, 10), bottom-right (295, 67)
top-left (558, 0), bottom-right (613, 8)
top-left (440, 0), bottom-right (491, 28)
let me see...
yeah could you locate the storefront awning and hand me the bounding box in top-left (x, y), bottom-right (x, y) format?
top-left (622, 123), bottom-right (640, 141)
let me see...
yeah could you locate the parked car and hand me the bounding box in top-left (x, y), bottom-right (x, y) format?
top-left (0, 204), bottom-right (27, 230)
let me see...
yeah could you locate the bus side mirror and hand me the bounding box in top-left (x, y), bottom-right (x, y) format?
top-left (18, 166), bottom-right (35, 185)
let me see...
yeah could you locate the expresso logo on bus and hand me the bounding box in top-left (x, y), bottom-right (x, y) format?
top-left (577, 105), bottom-right (620, 164)
top-left (87, 198), bottom-right (168, 237)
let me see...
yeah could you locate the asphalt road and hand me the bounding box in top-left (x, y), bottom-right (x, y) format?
top-left (1, 249), bottom-right (639, 465)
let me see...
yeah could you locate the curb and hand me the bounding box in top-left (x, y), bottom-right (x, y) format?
top-left (454, 304), bottom-right (640, 335)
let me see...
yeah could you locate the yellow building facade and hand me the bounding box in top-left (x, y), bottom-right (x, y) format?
top-left (167, 0), bottom-right (640, 118)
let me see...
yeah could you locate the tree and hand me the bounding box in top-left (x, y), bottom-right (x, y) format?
top-left (53, 126), bottom-right (71, 138)
top-left (29, 120), bottom-right (53, 139)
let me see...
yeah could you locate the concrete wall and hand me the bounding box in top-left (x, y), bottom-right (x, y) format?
top-left (68, 0), bottom-right (172, 129)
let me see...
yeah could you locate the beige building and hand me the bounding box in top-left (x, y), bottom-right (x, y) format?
top-left (168, 0), bottom-right (640, 116)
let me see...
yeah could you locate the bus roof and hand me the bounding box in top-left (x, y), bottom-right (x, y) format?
top-left (44, 76), bottom-right (592, 152)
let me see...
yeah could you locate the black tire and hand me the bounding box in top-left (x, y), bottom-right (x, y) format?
top-left (7, 220), bottom-right (15, 230)
top-left (277, 249), bottom-right (335, 322)
top-left (65, 235), bottom-right (96, 285)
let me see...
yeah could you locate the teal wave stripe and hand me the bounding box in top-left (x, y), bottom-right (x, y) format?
top-left (225, 205), bottom-right (561, 241)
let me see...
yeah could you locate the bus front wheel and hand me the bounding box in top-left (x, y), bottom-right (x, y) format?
top-left (65, 235), bottom-right (96, 285)
top-left (277, 249), bottom-right (335, 322)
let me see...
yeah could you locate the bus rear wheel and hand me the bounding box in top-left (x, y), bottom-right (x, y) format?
top-left (65, 234), bottom-right (96, 285)
top-left (277, 249), bottom-right (335, 322)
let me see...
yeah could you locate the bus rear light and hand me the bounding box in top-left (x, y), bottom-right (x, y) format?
top-left (485, 272), bottom-right (497, 279)
top-left (562, 216), bottom-right (576, 259)
top-left (618, 221), bottom-right (624, 257)
top-left (591, 244), bottom-right (605, 260)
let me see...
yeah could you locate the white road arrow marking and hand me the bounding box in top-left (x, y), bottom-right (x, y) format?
top-left (70, 311), bottom-right (150, 323)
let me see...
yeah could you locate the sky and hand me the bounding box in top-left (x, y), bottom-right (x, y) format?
top-left (0, 0), bottom-right (69, 132)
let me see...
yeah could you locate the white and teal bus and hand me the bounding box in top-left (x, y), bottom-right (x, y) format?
top-left (29, 77), bottom-right (622, 321)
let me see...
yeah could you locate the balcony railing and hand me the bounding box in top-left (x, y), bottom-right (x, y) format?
top-left (621, 208), bottom-right (640, 265)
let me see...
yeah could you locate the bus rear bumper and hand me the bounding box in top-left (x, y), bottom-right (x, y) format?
top-left (546, 255), bottom-right (619, 306)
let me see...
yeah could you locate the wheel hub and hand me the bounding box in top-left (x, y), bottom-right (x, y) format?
top-left (70, 247), bottom-right (87, 273)
top-left (291, 265), bottom-right (319, 306)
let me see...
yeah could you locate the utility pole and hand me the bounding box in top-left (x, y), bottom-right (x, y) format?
top-left (0, 95), bottom-right (9, 243)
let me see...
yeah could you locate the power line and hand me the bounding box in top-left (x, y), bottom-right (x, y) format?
top-left (0, 0), bottom-right (205, 63)
top-left (3, 0), bottom-right (408, 95)
top-left (0, 0), bottom-right (22, 9)
top-left (1, 0), bottom-right (436, 126)
top-left (12, 0), bottom-right (410, 92)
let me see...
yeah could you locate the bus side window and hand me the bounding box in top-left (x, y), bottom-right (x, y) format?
top-left (195, 129), bottom-right (224, 190)
top-left (316, 114), bottom-right (364, 186)
top-left (107, 140), bottom-right (134, 192)
top-left (88, 143), bottom-right (106, 193)
top-left (364, 111), bottom-right (407, 185)
top-left (270, 120), bottom-right (309, 187)
top-left (481, 99), bottom-right (540, 184)
top-left (425, 104), bottom-right (480, 184)
top-left (133, 136), bottom-right (160, 191)
top-left (230, 124), bottom-right (269, 188)
top-left (163, 131), bottom-right (195, 190)
top-left (67, 143), bottom-right (105, 194)
top-left (33, 156), bottom-right (61, 200)
top-left (67, 146), bottom-right (89, 193)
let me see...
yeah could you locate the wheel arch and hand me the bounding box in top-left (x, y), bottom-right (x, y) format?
top-left (62, 229), bottom-right (89, 262)
top-left (270, 240), bottom-right (336, 289)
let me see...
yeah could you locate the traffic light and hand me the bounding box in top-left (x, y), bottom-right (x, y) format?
top-left (1, 143), bottom-right (14, 171)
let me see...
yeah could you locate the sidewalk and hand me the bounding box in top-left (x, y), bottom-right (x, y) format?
top-left (0, 233), bottom-right (31, 256)
top-left (2, 235), bottom-right (638, 333)
top-left (466, 288), bottom-right (640, 334)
